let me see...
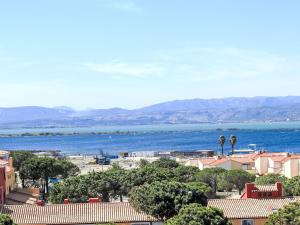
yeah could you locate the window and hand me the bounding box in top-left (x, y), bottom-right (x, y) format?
top-left (131, 223), bottom-right (151, 225)
top-left (242, 219), bottom-right (254, 225)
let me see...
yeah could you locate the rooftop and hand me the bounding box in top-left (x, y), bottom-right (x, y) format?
top-left (1, 202), bottom-right (158, 224)
top-left (208, 197), bottom-right (300, 219)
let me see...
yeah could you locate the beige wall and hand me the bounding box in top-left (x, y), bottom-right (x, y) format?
top-left (231, 218), bottom-right (267, 225)
top-left (255, 157), bottom-right (268, 175)
top-left (5, 157), bottom-right (16, 195)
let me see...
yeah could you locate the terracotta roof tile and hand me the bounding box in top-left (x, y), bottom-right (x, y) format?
top-left (1, 202), bottom-right (158, 224)
top-left (208, 197), bottom-right (300, 219)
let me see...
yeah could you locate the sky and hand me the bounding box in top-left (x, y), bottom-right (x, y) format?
top-left (1, 0), bottom-right (300, 109)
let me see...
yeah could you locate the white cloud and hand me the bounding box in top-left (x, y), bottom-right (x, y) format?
top-left (85, 62), bottom-right (164, 78)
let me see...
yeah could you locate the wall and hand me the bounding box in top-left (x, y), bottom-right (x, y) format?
top-left (231, 218), bottom-right (267, 225)
top-left (5, 157), bottom-right (16, 195)
top-left (255, 157), bottom-right (268, 175)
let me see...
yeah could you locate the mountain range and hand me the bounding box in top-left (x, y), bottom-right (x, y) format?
top-left (1, 96), bottom-right (300, 127)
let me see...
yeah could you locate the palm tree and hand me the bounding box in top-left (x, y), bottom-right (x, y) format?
top-left (218, 135), bottom-right (226, 155)
top-left (230, 135), bottom-right (237, 154)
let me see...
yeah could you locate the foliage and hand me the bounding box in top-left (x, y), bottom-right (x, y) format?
top-left (165, 203), bottom-right (232, 225)
top-left (20, 157), bottom-right (79, 193)
top-left (49, 168), bottom-right (130, 203)
top-left (0, 214), bottom-right (14, 225)
top-left (129, 181), bottom-right (207, 220)
top-left (126, 164), bottom-right (175, 187)
top-left (151, 158), bottom-right (180, 169)
top-left (173, 165), bottom-right (199, 182)
top-left (229, 135), bottom-right (237, 153)
top-left (138, 159), bottom-right (150, 167)
top-left (218, 135), bottom-right (226, 155)
top-left (284, 176), bottom-right (300, 196)
top-left (266, 202), bottom-right (300, 225)
top-left (220, 169), bottom-right (255, 194)
top-left (255, 174), bottom-right (287, 185)
top-left (195, 167), bottom-right (226, 194)
top-left (10, 151), bottom-right (35, 171)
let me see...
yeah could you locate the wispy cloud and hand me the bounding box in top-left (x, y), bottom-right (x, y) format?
top-left (85, 62), bottom-right (164, 78)
top-left (84, 47), bottom-right (299, 83)
top-left (98, 0), bottom-right (142, 13)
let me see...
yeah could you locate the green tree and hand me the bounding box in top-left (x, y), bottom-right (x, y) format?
top-left (229, 135), bottom-right (237, 154)
top-left (0, 214), bottom-right (14, 225)
top-left (152, 158), bottom-right (179, 169)
top-left (218, 135), bottom-right (226, 155)
top-left (284, 176), bottom-right (300, 196)
top-left (22, 157), bottom-right (79, 194)
top-left (266, 202), bottom-right (300, 225)
top-left (10, 151), bottom-right (35, 171)
top-left (255, 174), bottom-right (287, 185)
top-left (165, 203), bottom-right (232, 225)
top-left (129, 181), bottom-right (207, 220)
top-left (126, 164), bottom-right (175, 187)
top-left (221, 169), bottom-right (255, 194)
top-left (49, 168), bottom-right (130, 203)
top-left (173, 165), bottom-right (199, 182)
top-left (195, 167), bottom-right (226, 194)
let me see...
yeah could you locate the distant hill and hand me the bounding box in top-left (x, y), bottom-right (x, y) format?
top-left (1, 96), bottom-right (300, 127)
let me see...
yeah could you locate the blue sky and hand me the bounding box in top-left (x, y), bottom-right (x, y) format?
top-left (1, 0), bottom-right (300, 109)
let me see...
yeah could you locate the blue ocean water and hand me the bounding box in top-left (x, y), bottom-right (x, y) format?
top-left (0, 123), bottom-right (299, 155)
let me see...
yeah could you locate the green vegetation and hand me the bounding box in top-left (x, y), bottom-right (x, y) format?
top-left (12, 152), bottom-right (80, 195)
top-left (129, 181), bottom-right (208, 220)
top-left (229, 135), bottom-right (237, 154)
top-left (255, 174), bottom-right (287, 185)
top-left (266, 202), bottom-right (300, 225)
top-left (255, 174), bottom-right (300, 196)
top-left (195, 167), bottom-right (226, 194)
top-left (0, 214), bottom-right (14, 225)
top-left (284, 176), bottom-right (300, 196)
top-left (165, 203), bottom-right (232, 225)
top-left (221, 169), bottom-right (255, 194)
top-left (218, 135), bottom-right (226, 155)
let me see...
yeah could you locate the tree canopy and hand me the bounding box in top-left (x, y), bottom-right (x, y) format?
top-left (20, 156), bottom-right (79, 194)
top-left (0, 214), bottom-right (14, 225)
top-left (195, 167), bottom-right (226, 194)
top-left (165, 203), bottom-right (232, 225)
top-left (255, 174), bottom-right (287, 185)
top-left (129, 181), bottom-right (208, 220)
top-left (284, 176), bottom-right (300, 196)
top-left (266, 201), bottom-right (300, 225)
top-left (221, 169), bottom-right (255, 194)
top-left (10, 151), bottom-right (35, 171)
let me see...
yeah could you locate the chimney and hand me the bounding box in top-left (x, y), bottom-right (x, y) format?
top-left (88, 197), bottom-right (100, 203)
top-left (275, 182), bottom-right (283, 197)
top-left (245, 183), bottom-right (255, 198)
top-left (36, 200), bottom-right (45, 206)
top-left (63, 199), bottom-right (70, 204)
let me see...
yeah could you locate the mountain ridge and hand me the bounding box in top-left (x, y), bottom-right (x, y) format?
top-left (1, 96), bottom-right (300, 127)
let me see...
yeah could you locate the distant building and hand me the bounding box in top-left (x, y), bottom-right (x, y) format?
top-left (254, 152), bottom-right (300, 178)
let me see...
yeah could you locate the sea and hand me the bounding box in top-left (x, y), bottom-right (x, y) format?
top-left (0, 122), bottom-right (300, 155)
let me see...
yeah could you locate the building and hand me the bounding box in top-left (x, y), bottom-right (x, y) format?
top-left (241, 182), bottom-right (283, 199)
top-left (254, 152), bottom-right (300, 178)
top-left (208, 197), bottom-right (300, 225)
top-left (185, 154), bottom-right (256, 172)
top-left (1, 202), bottom-right (162, 225)
top-left (0, 151), bottom-right (16, 201)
